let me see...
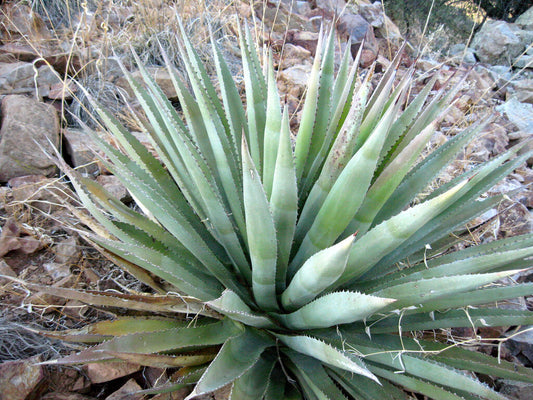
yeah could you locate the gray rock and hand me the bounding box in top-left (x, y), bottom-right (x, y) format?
top-left (449, 44), bottom-right (477, 64)
top-left (496, 98), bottom-right (533, 135)
top-left (488, 65), bottom-right (514, 83)
top-left (0, 62), bottom-right (62, 97)
top-left (359, 1), bottom-right (384, 28)
top-left (514, 54), bottom-right (533, 69)
top-left (504, 327), bottom-right (533, 366)
top-left (62, 129), bottom-right (99, 176)
top-left (0, 95), bottom-right (60, 182)
top-left (472, 20), bottom-right (524, 65)
top-left (338, 13), bottom-right (372, 44)
top-left (516, 6), bottom-right (533, 30)
top-left (499, 380), bottom-right (533, 400)
top-left (511, 79), bottom-right (533, 104)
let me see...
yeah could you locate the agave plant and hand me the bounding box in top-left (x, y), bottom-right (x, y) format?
top-left (40, 21), bottom-right (533, 399)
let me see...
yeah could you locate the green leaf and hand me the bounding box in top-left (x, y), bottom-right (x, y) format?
top-left (188, 328), bottom-right (274, 399)
top-left (239, 21), bottom-right (267, 172)
top-left (242, 137), bottom-right (279, 311)
top-left (365, 308), bottom-right (533, 333)
top-left (50, 319), bottom-right (241, 365)
top-left (367, 364), bottom-right (473, 400)
top-left (274, 333), bottom-right (378, 383)
top-left (278, 291), bottom-right (395, 329)
top-left (283, 235), bottom-right (356, 310)
top-left (207, 290), bottom-right (278, 329)
top-left (373, 270), bottom-right (523, 309)
top-left (295, 76), bottom-right (371, 242)
top-left (230, 352), bottom-right (277, 400)
top-left (295, 27), bottom-right (325, 182)
top-left (270, 107), bottom-right (298, 292)
top-left (339, 178), bottom-right (470, 285)
top-left (292, 101), bottom-right (396, 267)
top-left (284, 350), bottom-right (348, 400)
top-left (263, 52), bottom-right (283, 197)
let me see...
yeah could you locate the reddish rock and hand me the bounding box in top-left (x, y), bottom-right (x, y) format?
top-left (0, 356), bottom-right (46, 400)
top-left (0, 217), bottom-right (44, 257)
top-left (84, 361), bottom-right (141, 384)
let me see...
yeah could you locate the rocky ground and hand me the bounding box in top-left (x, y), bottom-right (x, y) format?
top-left (0, 0), bottom-right (533, 399)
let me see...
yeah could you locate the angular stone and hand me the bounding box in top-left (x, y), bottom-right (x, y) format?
top-left (496, 98), bottom-right (533, 135)
top-left (514, 54), bottom-right (533, 69)
top-left (503, 327), bottom-right (533, 366)
top-left (338, 13), bottom-right (371, 44)
top-left (105, 379), bottom-right (144, 400)
top-left (85, 361), bottom-right (141, 384)
top-left (499, 380), bottom-right (533, 400)
top-left (43, 262), bottom-right (71, 281)
top-left (62, 129), bottom-right (100, 176)
top-left (0, 217), bottom-right (43, 257)
top-left (511, 79), bottom-right (533, 104)
top-left (0, 95), bottom-right (60, 182)
top-left (96, 175), bottom-right (131, 202)
top-left (472, 20), bottom-right (524, 65)
top-left (53, 236), bottom-right (80, 265)
top-left (278, 44), bottom-right (312, 69)
top-left (8, 175), bottom-right (72, 214)
top-left (0, 4), bottom-right (51, 42)
top-left (116, 67), bottom-right (182, 100)
top-left (516, 6), bottom-right (533, 30)
top-left (42, 394), bottom-right (96, 400)
top-left (0, 259), bottom-right (17, 285)
top-left (285, 31), bottom-right (320, 55)
top-left (359, 1), bottom-right (384, 28)
top-left (0, 355), bottom-right (46, 400)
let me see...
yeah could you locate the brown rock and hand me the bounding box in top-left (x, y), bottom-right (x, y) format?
top-left (62, 129), bottom-right (100, 176)
top-left (85, 361), bottom-right (141, 384)
top-left (253, 1), bottom-right (311, 34)
top-left (337, 13), bottom-right (378, 65)
top-left (0, 355), bottom-right (46, 400)
top-left (338, 13), bottom-right (371, 44)
top-left (0, 95), bottom-right (60, 182)
top-left (498, 200), bottom-right (533, 237)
